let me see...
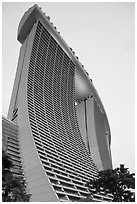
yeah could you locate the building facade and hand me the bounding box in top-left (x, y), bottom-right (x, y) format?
top-left (2, 116), bottom-right (23, 179)
top-left (6, 4), bottom-right (112, 202)
top-left (76, 97), bottom-right (112, 171)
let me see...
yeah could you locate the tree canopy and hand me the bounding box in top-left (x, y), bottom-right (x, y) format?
top-left (2, 150), bottom-right (31, 202)
top-left (86, 164), bottom-right (135, 202)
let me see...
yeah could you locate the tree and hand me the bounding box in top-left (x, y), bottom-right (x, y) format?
top-left (2, 150), bottom-right (31, 202)
top-left (86, 164), bottom-right (135, 202)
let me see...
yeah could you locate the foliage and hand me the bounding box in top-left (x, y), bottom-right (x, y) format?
top-left (86, 164), bottom-right (135, 202)
top-left (2, 150), bottom-right (31, 202)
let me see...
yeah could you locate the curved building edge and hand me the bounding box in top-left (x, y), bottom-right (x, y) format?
top-left (17, 4), bottom-right (111, 146)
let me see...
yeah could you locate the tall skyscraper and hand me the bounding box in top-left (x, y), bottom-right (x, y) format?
top-left (6, 4), bottom-right (112, 202)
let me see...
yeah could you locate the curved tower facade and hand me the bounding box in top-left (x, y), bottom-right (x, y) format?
top-left (8, 4), bottom-right (112, 202)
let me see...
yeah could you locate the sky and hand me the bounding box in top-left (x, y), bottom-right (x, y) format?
top-left (2, 2), bottom-right (135, 173)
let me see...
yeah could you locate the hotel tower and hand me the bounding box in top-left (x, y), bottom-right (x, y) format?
top-left (6, 4), bottom-right (112, 202)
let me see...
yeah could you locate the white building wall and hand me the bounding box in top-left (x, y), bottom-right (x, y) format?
top-left (86, 98), bottom-right (104, 171)
top-left (76, 98), bottom-right (103, 171)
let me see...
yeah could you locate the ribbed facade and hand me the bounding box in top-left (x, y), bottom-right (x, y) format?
top-left (26, 20), bottom-right (99, 201)
top-left (6, 4), bottom-right (112, 202)
top-left (2, 116), bottom-right (23, 179)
